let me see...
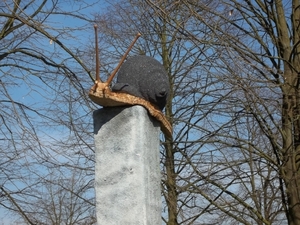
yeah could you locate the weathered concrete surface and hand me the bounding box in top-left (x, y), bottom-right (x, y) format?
top-left (93, 105), bottom-right (161, 225)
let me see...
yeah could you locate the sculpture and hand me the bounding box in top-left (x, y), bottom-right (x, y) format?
top-left (88, 25), bottom-right (172, 138)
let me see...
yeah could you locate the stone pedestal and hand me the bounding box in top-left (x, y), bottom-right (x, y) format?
top-left (93, 105), bottom-right (161, 225)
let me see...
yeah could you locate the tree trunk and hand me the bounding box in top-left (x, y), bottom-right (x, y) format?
top-left (278, 1), bottom-right (300, 223)
top-left (165, 136), bottom-right (178, 225)
top-left (160, 10), bottom-right (179, 224)
top-left (282, 73), bottom-right (300, 225)
top-left (164, 89), bottom-right (178, 225)
top-left (163, 47), bottom-right (179, 225)
top-left (282, 108), bottom-right (300, 225)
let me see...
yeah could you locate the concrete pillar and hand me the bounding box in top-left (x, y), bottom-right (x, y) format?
top-left (93, 105), bottom-right (161, 225)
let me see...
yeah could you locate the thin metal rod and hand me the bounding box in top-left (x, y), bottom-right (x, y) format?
top-left (94, 24), bottom-right (101, 82)
top-left (106, 33), bottom-right (142, 85)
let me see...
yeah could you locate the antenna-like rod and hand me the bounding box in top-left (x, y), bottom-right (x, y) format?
top-left (94, 24), bottom-right (101, 82)
top-left (106, 33), bottom-right (142, 85)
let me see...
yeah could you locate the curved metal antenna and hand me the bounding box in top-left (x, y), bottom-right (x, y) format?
top-left (106, 33), bottom-right (142, 85)
top-left (94, 24), bottom-right (101, 82)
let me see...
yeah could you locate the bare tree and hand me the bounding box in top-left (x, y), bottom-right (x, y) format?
top-left (96, 0), bottom-right (300, 224)
top-left (0, 0), bottom-right (99, 223)
top-left (3, 0), bottom-right (298, 224)
top-left (173, 0), bottom-right (300, 224)
top-left (24, 168), bottom-right (95, 225)
top-left (143, 0), bottom-right (299, 224)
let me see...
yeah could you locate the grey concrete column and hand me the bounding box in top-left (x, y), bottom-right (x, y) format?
top-left (93, 105), bottom-right (161, 225)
